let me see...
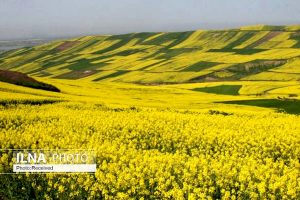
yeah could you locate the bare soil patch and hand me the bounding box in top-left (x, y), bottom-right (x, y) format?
top-left (246, 31), bottom-right (282, 49)
top-left (55, 41), bottom-right (79, 52)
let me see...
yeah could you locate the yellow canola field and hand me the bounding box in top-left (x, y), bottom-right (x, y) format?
top-left (0, 103), bottom-right (299, 199)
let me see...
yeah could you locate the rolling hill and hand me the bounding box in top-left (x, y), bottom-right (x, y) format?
top-left (0, 25), bottom-right (300, 114)
top-left (0, 25), bottom-right (300, 85)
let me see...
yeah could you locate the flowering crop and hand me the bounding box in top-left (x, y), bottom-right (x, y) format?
top-left (0, 103), bottom-right (299, 199)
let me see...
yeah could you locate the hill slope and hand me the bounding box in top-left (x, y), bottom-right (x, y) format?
top-left (1, 25), bottom-right (300, 84)
top-left (0, 70), bottom-right (60, 92)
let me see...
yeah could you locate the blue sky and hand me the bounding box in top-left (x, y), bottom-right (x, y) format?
top-left (0, 0), bottom-right (299, 39)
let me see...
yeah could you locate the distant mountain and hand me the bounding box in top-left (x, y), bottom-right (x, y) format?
top-left (1, 25), bottom-right (300, 84)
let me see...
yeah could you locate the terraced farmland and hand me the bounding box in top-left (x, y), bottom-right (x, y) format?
top-left (1, 25), bottom-right (300, 84)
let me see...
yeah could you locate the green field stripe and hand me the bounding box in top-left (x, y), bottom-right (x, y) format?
top-left (1, 50), bottom-right (52, 69)
top-left (189, 59), bottom-right (288, 82)
top-left (208, 31), bottom-right (240, 47)
top-left (141, 32), bottom-right (189, 46)
top-left (181, 61), bottom-right (220, 72)
top-left (156, 48), bottom-right (195, 59)
top-left (221, 99), bottom-right (300, 114)
top-left (290, 32), bottom-right (300, 48)
top-left (196, 31), bottom-right (240, 48)
top-left (293, 42), bottom-right (300, 48)
top-left (208, 48), bottom-right (266, 55)
top-left (131, 32), bottom-right (158, 43)
top-left (39, 54), bottom-right (74, 64)
top-left (21, 50), bottom-right (54, 64)
top-left (166, 31), bottom-right (194, 48)
top-left (113, 49), bottom-right (146, 56)
top-left (245, 31), bottom-right (282, 49)
top-left (93, 35), bottom-right (134, 54)
top-left (0, 47), bottom-right (32, 58)
top-left (262, 25), bottom-right (286, 31)
top-left (193, 85), bottom-right (242, 95)
top-left (62, 39), bottom-right (101, 54)
top-left (93, 70), bottom-right (129, 81)
top-left (65, 60), bottom-right (106, 71)
top-left (224, 32), bottom-right (256, 49)
top-left (138, 60), bottom-right (167, 71)
top-left (53, 70), bottom-right (99, 79)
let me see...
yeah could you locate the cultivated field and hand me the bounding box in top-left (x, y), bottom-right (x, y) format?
top-left (0, 25), bottom-right (300, 199)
